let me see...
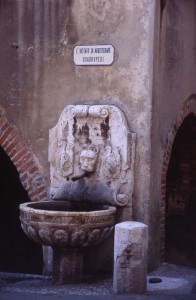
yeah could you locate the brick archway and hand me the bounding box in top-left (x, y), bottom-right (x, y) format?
top-left (160, 95), bottom-right (196, 259)
top-left (0, 105), bottom-right (48, 202)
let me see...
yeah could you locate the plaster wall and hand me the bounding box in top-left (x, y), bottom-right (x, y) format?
top-left (0, 0), bottom-right (156, 269)
top-left (151, 0), bottom-right (196, 268)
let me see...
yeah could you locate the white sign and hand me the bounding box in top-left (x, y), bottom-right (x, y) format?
top-left (74, 45), bottom-right (114, 66)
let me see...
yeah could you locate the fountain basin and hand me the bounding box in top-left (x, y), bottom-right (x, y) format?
top-left (20, 201), bottom-right (116, 249)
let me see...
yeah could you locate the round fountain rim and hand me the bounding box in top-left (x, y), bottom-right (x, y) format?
top-left (20, 201), bottom-right (116, 217)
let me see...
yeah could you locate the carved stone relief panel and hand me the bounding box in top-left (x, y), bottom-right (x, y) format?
top-left (48, 105), bottom-right (136, 207)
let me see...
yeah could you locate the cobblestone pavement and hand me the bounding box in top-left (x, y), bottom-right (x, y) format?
top-left (0, 263), bottom-right (196, 300)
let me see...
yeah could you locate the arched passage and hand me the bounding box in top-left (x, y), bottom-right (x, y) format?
top-left (0, 105), bottom-right (49, 274)
top-left (165, 113), bottom-right (196, 267)
top-left (161, 97), bottom-right (196, 266)
top-left (0, 146), bottom-right (43, 273)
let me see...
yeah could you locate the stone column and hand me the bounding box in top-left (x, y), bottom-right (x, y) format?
top-left (52, 248), bottom-right (83, 284)
top-left (113, 221), bottom-right (148, 294)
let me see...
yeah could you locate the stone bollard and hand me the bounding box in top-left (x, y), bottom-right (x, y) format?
top-left (113, 221), bottom-right (148, 294)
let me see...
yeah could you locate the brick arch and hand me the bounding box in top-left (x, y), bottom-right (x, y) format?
top-left (160, 95), bottom-right (196, 259)
top-left (0, 105), bottom-right (49, 202)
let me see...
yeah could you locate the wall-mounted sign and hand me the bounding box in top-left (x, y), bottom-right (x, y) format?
top-left (74, 45), bottom-right (114, 66)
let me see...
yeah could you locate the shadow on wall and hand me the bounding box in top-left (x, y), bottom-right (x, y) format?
top-left (0, 146), bottom-right (43, 274)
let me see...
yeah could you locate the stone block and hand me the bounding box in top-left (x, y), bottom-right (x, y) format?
top-left (113, 221), bottom-right (148, 294)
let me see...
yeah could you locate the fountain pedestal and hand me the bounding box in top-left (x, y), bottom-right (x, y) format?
top-left (53, 248), bottom-right (83, 283)
top-left (19, 201), bottom-right (116, 284)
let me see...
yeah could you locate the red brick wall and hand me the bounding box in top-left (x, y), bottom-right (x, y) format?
top-left (0, 105), bottom-right (49, 202)
top-left (160, 95), bottom-right (196, 259)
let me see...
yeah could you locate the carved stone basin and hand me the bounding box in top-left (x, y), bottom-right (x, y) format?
top-left (20, 201), bottom-right (116, 248)
top-left (19, 201), bottom-right (116, 283)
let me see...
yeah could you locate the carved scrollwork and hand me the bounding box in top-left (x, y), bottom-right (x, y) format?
top-left (98, 227), bottom-right (110, 243)
top-left (115, 194), bottom-right (128, 206)
top-left (55, 142), bottom-right (74, 177)
top-left (71, 230), bottom-right (86, 247)
top-left (26, 226), bottom-right (41, 244)
top-left (88, 106), bottom-right (109, 118)
top-left (59, 152), bottom-right (71, 171)
top-left (27, 226), bottom-right (37, 239)
top-left (39, 229), bottom-right (52, 245)
top-left (84, 229), bottom-right (100, 246)
top-left (104, 146), bottom-right (121, 180)
top-left (53, 230), bottom-right (69, 246)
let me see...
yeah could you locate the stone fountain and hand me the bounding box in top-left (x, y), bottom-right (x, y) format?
top-left (20, 105), bottom-right (135, 284)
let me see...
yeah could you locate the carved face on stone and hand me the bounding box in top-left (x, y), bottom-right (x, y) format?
top-left (79, 145), bottom-right (98, 173)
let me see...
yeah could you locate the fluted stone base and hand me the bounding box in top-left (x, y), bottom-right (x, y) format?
top-left (53, 248), bottom-right (83, 284)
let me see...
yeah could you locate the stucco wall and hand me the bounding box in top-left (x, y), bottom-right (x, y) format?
top-left (151, 0), bottom-right (196, 268)
top-left (0, 0), bottom-right (157, 269)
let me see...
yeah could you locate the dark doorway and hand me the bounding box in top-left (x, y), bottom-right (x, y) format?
top-left (165, 113), bottom-right (196, 267)
top-left (0, 146), bottom-right (43, 274)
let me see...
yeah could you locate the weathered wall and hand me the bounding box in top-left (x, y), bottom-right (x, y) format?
top-left (151, 0), bottom-right (196, 268)
top-left (0, 0), bottom-right (157, 269)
